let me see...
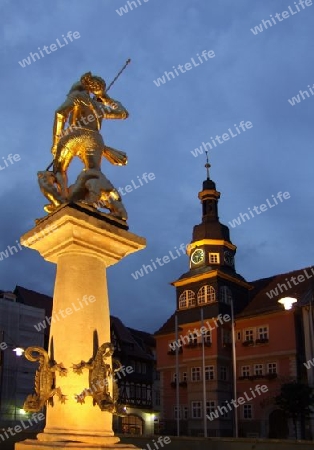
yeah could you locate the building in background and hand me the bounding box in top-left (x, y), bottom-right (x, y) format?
top-left (0, 290), bottom-right (45, 429)
top-left (155, 166), bottom-right (314, 439)
top-left (235, 270), bottom-right (314, 439)
top-left (14, 285), bottom-right (52, 350)
top-left (111, 316), bottom-right (160, 435)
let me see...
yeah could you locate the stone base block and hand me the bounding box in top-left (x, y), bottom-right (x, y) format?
top-left (15, 439), bottom-right (139, 450)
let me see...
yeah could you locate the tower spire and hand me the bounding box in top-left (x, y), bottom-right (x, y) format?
top-left (205, 150), bottom-right (211, 180)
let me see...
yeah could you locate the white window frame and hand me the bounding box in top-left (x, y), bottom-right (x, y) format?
top-left (189, 333), bottom-right (198, 345)
top-left (243, 404), bottom-right (253, 419)
top-left (244, 328), bottom-right (254, 342)
top-left (267, 362), bottom-right (277, 374)
top-left (206, 401), bottom-right (216, 415)
top-left (258, 326), bottom-right (269, 340)
top-left (179, 290), bottom-right (196, 309)
top-left (241, 365), bottom-right (250, 377)
top-left (191, 367), bottom-right (201, 382)
top-left (204, 330), bottom-right (211, 344)
top-left (191, 401), bottom-right (202, 419)
top-left (209, 253), bottom-right (220, 264)
top-left (254, 364), bottom-right (263, 376)
top-left (205, 365), bottom-right (215, 381)
top-left (197, 285), bottom-right (216, 305)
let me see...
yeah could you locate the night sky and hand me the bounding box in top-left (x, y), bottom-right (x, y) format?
top-left (0, 0), bottom-right (313, 332)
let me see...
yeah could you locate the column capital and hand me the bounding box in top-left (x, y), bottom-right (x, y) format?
top-left (21, 203), bottom-right (146, 266)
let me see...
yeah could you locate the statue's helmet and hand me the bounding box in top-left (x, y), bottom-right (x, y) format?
top-left (80, 72), bottom-right (106, 94)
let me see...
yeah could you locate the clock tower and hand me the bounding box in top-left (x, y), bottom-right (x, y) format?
top-left (172, 153), bottom-right (251, 318)
top-left (188, 156), bottom-right (236, 274)
top-left (155, 154), bottom-right (252, 437)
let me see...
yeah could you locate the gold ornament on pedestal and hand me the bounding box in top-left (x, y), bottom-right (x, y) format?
top-left (23, 347), bottom-right (68, 413)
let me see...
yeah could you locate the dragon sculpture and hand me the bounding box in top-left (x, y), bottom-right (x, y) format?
top-left (23, 347), bottom-right (68, 412)
top-left (72, 342), bottom-right (126, 415)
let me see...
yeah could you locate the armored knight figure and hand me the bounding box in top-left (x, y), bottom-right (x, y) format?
top-left (38, 70), bottom-right (129, 221)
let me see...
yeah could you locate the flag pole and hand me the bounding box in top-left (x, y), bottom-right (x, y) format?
top-left (201, 308), bottom-right (207, 437)
top-left (231, 299), bottom-right (238, 438)
top-left (175, 313), bottom-right (180, 436)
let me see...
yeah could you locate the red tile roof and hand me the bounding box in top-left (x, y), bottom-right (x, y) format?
top-left (238, 266), bottom-right (314, 318)
top-left (155, 265), bottom-right (314, 334)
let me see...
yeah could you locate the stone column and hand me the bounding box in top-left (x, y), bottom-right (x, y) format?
top-left (16, 203), bottom-right (145, 449)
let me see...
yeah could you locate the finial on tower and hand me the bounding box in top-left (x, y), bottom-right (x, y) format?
top-left (205, 150), bottom-right (211, 180)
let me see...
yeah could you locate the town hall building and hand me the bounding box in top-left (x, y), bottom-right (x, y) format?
top-left (155, 160), bottom-right (314, 439)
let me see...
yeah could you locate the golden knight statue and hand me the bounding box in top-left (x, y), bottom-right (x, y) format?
top-left (38, 68), bottom-right (130, 221)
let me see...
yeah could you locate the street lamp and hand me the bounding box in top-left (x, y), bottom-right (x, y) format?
top-left (13, 347), bottom-right (25, 357)
top-left (278, 297), bottom-right (298, 310)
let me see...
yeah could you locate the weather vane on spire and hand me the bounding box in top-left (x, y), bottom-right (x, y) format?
top-left (205, 150), bottom-right (211, 180)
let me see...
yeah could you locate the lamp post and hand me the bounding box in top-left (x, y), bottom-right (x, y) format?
top-left (201, 308), bottom-right (207, 438)
top-left (278, 296), bottom-right (302, 439)
top-left (175, 313), bottom-right (180, 436)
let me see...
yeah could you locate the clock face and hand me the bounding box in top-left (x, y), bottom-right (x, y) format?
top-left (191, 249), bottom-right (205, 265)
top-left (224, 251), bottom-right (234, 266)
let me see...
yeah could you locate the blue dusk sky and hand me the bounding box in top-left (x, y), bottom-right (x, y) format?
top-left (0, 0), bottom-right (313, 332)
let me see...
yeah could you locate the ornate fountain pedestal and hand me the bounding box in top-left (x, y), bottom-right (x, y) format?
top-left (15, 203), bottom-right (146, 450)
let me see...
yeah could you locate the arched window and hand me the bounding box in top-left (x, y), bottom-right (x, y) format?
top-left (220, 286), bottom-right (232, 305)
top-left (197, 285), bottom-right (216, 305)
top-left (179, 290), bottom-right (196, 309)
